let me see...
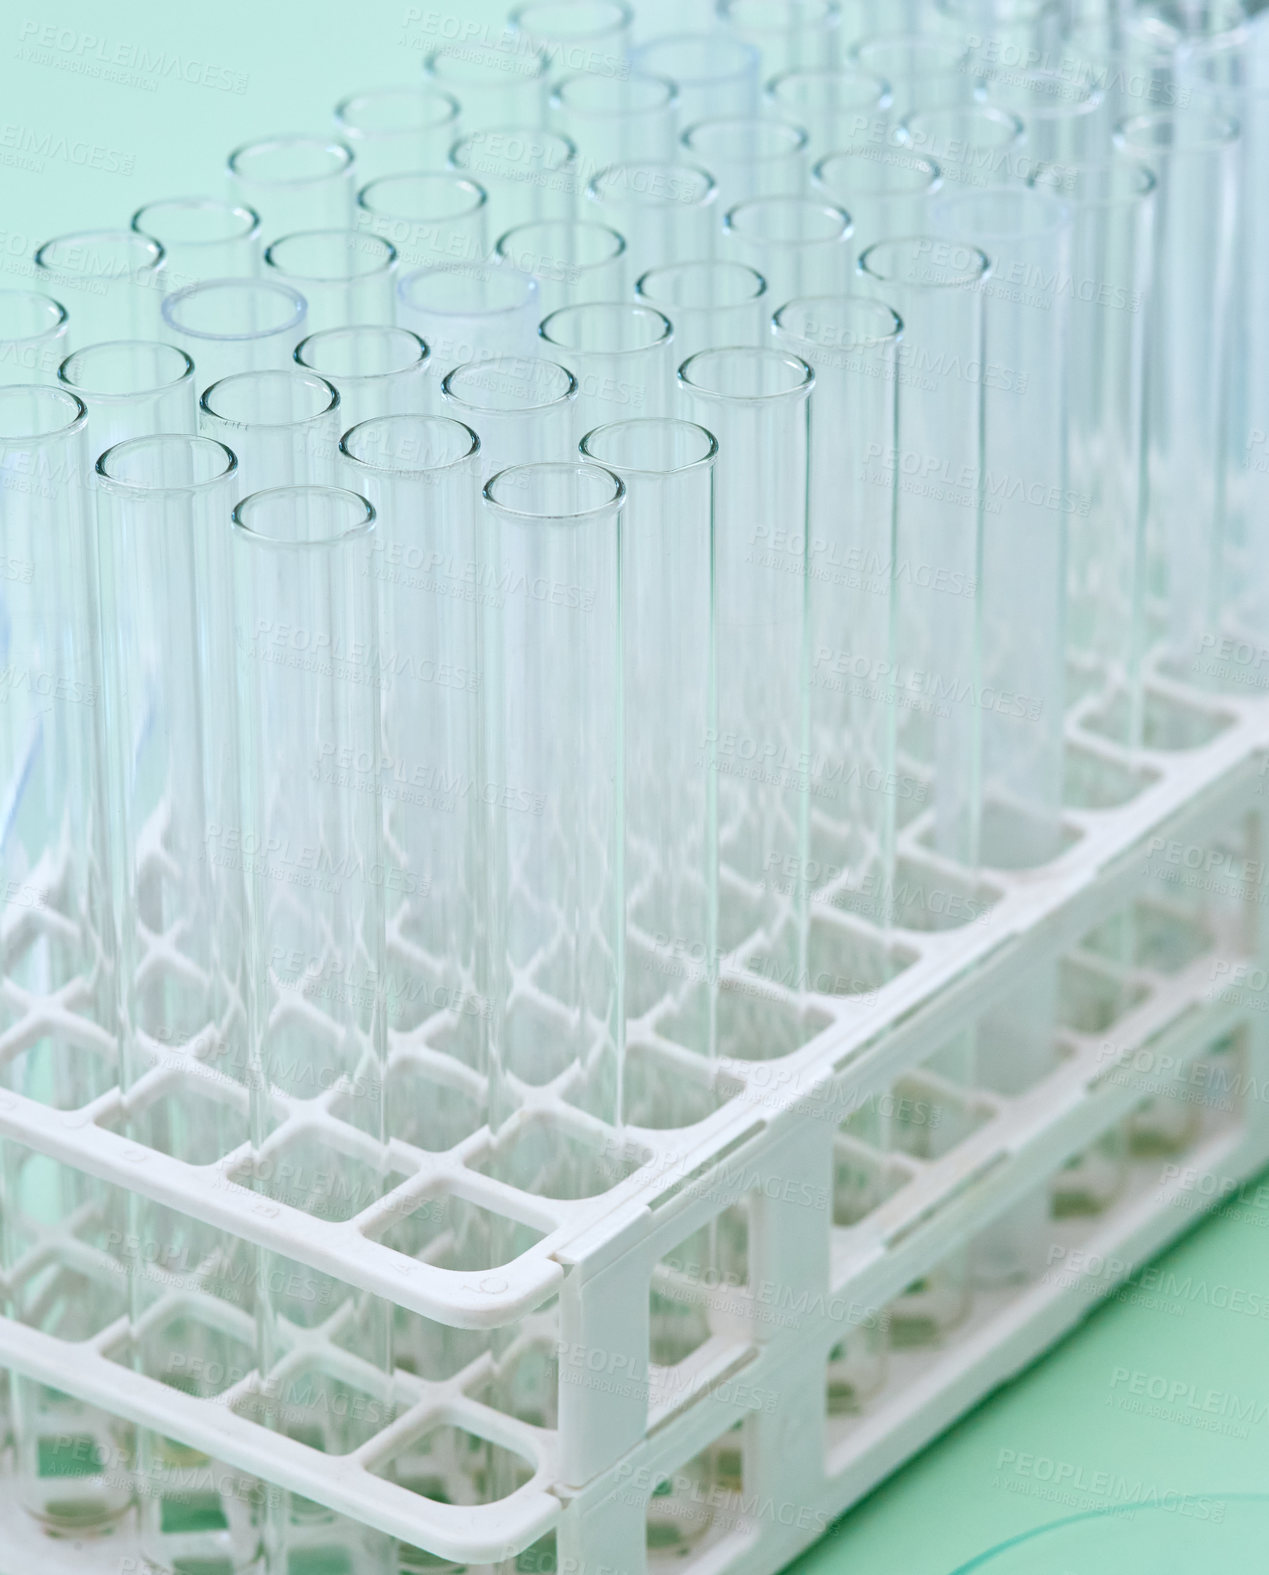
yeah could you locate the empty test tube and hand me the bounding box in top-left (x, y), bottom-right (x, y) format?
top-left (509, 0), bottom-right (635, 77)
top-left (677, 346), bottom-right (814, 981)
top-left (131, 196), bottom-right (262, 291)
top-left (722, 194), bottom-right (854, 303)
top-left (718, 0), bottom-right (844, 73)
top-left (397, 262), bottom-right (542, 376)
top-left (848, 32), bottom-right (976, 124)
top-left (334, 86), bottom-right (462, 184)
top-left (424, 40), bottom-right (550, 131)
top-left (450, 124), bottom-right (581, 228)
top-left (263, 229), bottom-right (398, 333)
top-left (295, 325), bottom-right (431, 428)
top-left (33, 229), bottom-right (165, 343)
top-left (585, 160), bottom-right (720, 275)
top-left (441, 355), bottom-right (578, 474)
top-left (356, 171), bottom-right (489, 272)
top-left (496, 218), bottom-right (629, 312)
top-left (897, 102), bottom-right (1027, 189)
top-left (632, 33), bottom-right (762, 119)
top-left (481, 462), bottom-right (626, 1150)
top-left (812, 146), bottom-right (942, 251)
top-left (773, 297), bottom-right (901, 928)
top-left (228, 133), bottom-right (356, 241)
top-left (0, 290), bottom-right (69, 379)
top-left (635, 259), bottom-right (769, 361)
top-left (58, 341), bottom-right (197, 454)
top-left (980, 67), bottom-right (1109, 163)
top-left (539, 299), bottom-right (675, 431)
top-left (199, 368), bottom-right (341, 490)
top-left (580, 418), bottom-right (719, 1086)
top-left (681, 115), bottom-right (810, 207)
top-left (764, 66), bottom-right (892, 153)
top-left (162, 277), bottom-right (309, 391)
top-left (549, 69), bottom-right (680, 167)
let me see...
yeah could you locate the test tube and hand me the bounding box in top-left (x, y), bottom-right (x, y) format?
top-left (631, 33), bottom-right (762, 119)
top-left (719, 0), bottom-right (844, 73)
top-left (539, 299), bottom-right (675, 430)
top-left (58, 342), bottom-right (197, 455)
top-left (980, 67), bottom-right (1109, 163)
top-left (1116, 108), bottom-right (1240, 679)
top-left (635, 259), bottom-right (769, 360)
top-left (897, 103), bottom-right (1026, 189)
top-left (338, 416), bottom-right (487, 1083)
top-left (681, 114), bottom-right (810, 207)
top-left (812, 147), bottom-right (942, 251)
top-left (397, 262), bottom-right (542, 375)
top-left (449, 123), bottom-right (581, 227)
top-left (295, 325), bottom-right (431, 428)
top-left (0, 290), bottom-right (69, 380)
top-left (580, 419), bottom-right (719, 1087)
top-left (722, 194), bottom-right (853, 303)
top-left (441, 355), bottom-right (578, 473)
top-left (130, 197), bottom-right (262, 291)
top-left (356, 171), bottom-right (489, 271)
top-left (773, 297), bottom-right (901, 929)
top-left (509, 0), bottom-right (635, 79)
top-left (229, 484), bottom-right (393, 1575)
top-left (857, 237), bottom-right (988, 868)
top-left (549, 69), bottom-right (680, 167)
top-left (334, 86), bottom-right (463, 184)
top-left (496, 218), bottom-right (629, 312)
top-left (33, 229), bottom-right (165, 343)
top-left (424, 40), bottom-right (551, 131)
top-left (161, 278), bottom-right (309, 391)
top-left (227, 134), bottom-right (356, 241)
top-left (934, 0), bottom-right (1066, 68)
top-left (94, 434), bottom-right (260, 1568)
top-left (677, 346), bottom-right (814, 981)
top-left (585, 160), bottom-right (720, 274)
top-left (200, 369), bottom-right (341, 491)
top-left (1030, 156), bottom-right (1154, 744)
top-left (848, 32), bottom-right (976, 124)
top-left (0, 386), bottom-right (120, 1529)
top-left (764, 65), bottom-right (892, 153)
top-left (481, 462), bottom-right (625, 1148)
top-left (263, 229), bottom-right (398, 332)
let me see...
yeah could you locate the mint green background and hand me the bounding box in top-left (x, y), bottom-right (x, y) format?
top-left (3, 3), bottom-right (1269, 1570)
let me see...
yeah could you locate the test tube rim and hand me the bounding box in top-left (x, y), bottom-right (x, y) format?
top-left (718, 0), bottom-right (841, 33)
top-left (58, 340), bottom-right (196, 402)
top-left (357, 170), bottom-right (489, 223)
top-left (263, 228), bottom-right (399, 282)
top-left (423, 40), bottom-right (550, 86)
top-left (0, 383), bottom-right (87, 442)
top-left (33, 228), bottom-right (166, 280)
top-left (509, 0), bottom-right (635, 44)
top-left (1027, 155), bottom-right (1157, 207)
top-left (930, 181), bottom-right (1074, 242)
top-left (682, 114), bottom-right (810, 164)
top-left (483, 458), bottom-right (626, 523)
top-left (551, 69), bottom-right (678, 117)
top-left (773, 294), bottom-right (903, 355)
top-left (636, 258), bottom-right (768, 311)
top-left (397, 261), bottom-right (539, 319)
top-left (162, 277), bottom-right (308, 343)
top-left (335, 84), bottom-right (463, 137)
top-left (130, 196), bottom-right (262, 249)
top-left (764, 65), bottom-right (892, 116)
top-left (496, 218), bottom-right (628, 278)
top-left (723, 193), bottom-right (853, 247)
top-left (677, 343), bottom-right (814, 402)
top-left (0, 289), bottom-right (69, 345)
top-left (580, 415), bottom-right (718, 476)
top-left (539, 299), bottom-right (674, 356)
top-left (1115, 108), bottom-right (1242, 155)
top-left (227, 133), bottom-right (355, 187)
top-left (448, 124), bottom-right (580, 175)
top-left (340, 413), bottom-right (480, 475)
top-left (95, 432), bottom-right (239, 494)
top-left (630, 31), bottom-right (760, 89)
top-left (295, 325), bottom-right (429, 383)
top-left (441, 355), bottom-right (578, 414)
top-left (231, 483), bottom-right (375, 549)
top-left (200, 368), bottom-right (340, 430)
top-left (857, 233), bottom-right (991, 289)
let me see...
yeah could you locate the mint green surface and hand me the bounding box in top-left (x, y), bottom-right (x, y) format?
top-left (3, 6), bottom-right (1269, 1572)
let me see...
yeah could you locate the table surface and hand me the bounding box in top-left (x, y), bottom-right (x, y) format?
top-left (3, 4), bottom-right (1268, 1570)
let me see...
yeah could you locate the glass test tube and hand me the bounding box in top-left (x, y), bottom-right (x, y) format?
top-left (681, 115), bottom-right (810, 207)
top-left (33, 230), bottom-right (165, 344)
top-left (1116, 109), bottom-right (1240, 679)
top-left (94, 434), bottom-right (261, 1572)
top-left (677, 347), bottom-right (814, 983)
top-left (1031, 157), bottom-right (1154, 744)
top-left (934, 0), bottom-right (1065, 65)
top-left (0, 290), bottom-right (69, 380)
top-left (450, 124), bottom-right (581, 228)
top-left (718, 0), bottom-right (844, 74)
top-left (397, 262), bottom-right (542, 376)
top-left (424, 41), bottom-right (550, 131)
top-left (585, 160), bottom-right (720, 275)
top-left (549, 70), bottom-right (680, 168)
top-left (580, 419), bottom-right (719, 1091)
top-left (200, 369), bottom-right (341, 491)
top-left (772, 297), bottom-right (901, 930)
top-left (897, 103), bottom-right (1027, 189)
top-left (631, 33), bottom-right (762, 120)
top-left (481, 462), bottom-right (625, 1151)
top-left (539, 299), bottom-right (675, 432)
top-left (849, 32), bottom-right (976, 124)
top-left (764, 66), bottom-right (892, 154)
top-left (356, 172), bottom-right (489, 271)
top-left (161, 278), bottom-right (309, 392)
top-left (263, 229), bottom-right (398, 333)
top-left (980, 67), bottom-right (1109, 163)
top-left (227, 134), bottom-right (356, 242)
top-left (58, 341), bottom-right (197, 456)
top-left (635, 259), bottom-right (769, 361)
top-left (496, 219), bottom-right (629, 313)
top-left (812, 147), bottom-right (942, 251)
top-left (0, 387), bottom-right (121, 1529)
top-left (131, 197), bottom-right (262, 292)
top-left (441, 355), bottom-right (578, 474)
top-left (295, 325), bottom-right (431, 429)
top-left (722, 195), bottom-right (854, 304)
top-left (334, 86), bottom-right (463, 185)
top-left (857, 237), bottom-right (988, 869)
top-left (509, 0), bottom-right (635, 79)
top-left (338, 416), bottom-right (487, 1084)
top-left (229, 485), bottom-right (393, 1575)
